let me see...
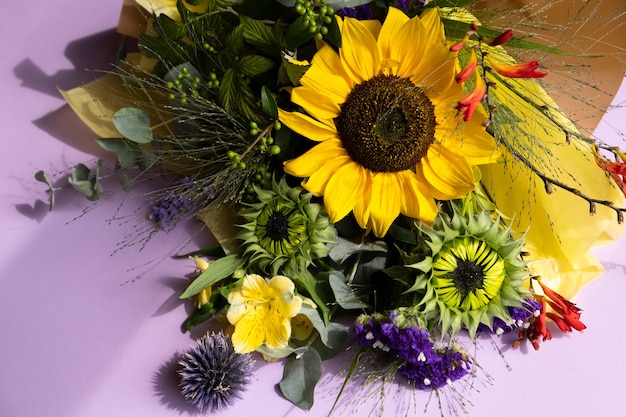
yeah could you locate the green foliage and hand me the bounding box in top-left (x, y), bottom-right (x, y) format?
top-left (179, 254), bottom-right (244, 298)
top-left (282, 57), bottom-right (311, 86)
top-left (279, 348), bottom-right (323, 410)
top-left (34, 170), bottom-right (55, 211)
top-left (68, 162), bottom-right (103, 201)
top-left (96, 138), bottom-right (139, 169)
top-left (260, 85), bottom-right (279, 119)
top-left (112, 107), bottom-right (153, 144)
top-left (241, 16), bottom-right (283, 56)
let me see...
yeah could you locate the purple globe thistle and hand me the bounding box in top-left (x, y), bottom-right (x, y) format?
top-left (178, 331), bottom-right (255, 412)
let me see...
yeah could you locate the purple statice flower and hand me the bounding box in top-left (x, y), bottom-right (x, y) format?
top-left (149, 177), bottom-right (217, 230)
top-left (393, 0), bottom-right (429, 11)
top-left (480, 298), bottom-right (542, 335)
top-left (353, 308), bottom-right (472, 389)
top-left (400, 347), bottom-right (471, 389)
top-left (337, 4), bottom-right (373, 20)
top-left (178, 331), bottom-right (255, 412)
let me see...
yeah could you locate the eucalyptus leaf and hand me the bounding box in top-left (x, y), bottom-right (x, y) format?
top-left (260, 85), bottom-right (278, 119)
top-left (112, 107), bottom-right (153, 144)
top-left (179, 254), bottom-right (243, 298)
top-left (279, 348), bottom-right (323, 410)
top-left (96, 138), bottom-right (138, 169)
top-left (34, 170), bottom-right (55, 211)
top-left (67, 162), bottom-right (103, 201)
top-left (308, 323), bottom-right (348, 360)
top-left (297, 305), bottom-right (346, 349)
top-left (329, 274), bottom-right (369, 310)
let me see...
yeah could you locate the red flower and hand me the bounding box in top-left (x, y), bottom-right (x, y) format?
top-left (516, 296), bottom-right (551, 350)
top-left (487, 57), bottom-right (547, 78)
top-left (455, 48), bottom-right (478, 83)
top-left (514, 280), bottom-right (585, 350)
top-left (593, 146), bottom-right (626, 196)
top-left (486, 29), bottom-right (513, 46)
top-left (538, 280), bottom-right (587, 333)
top-left (456, 73), bottom-right (485, 121)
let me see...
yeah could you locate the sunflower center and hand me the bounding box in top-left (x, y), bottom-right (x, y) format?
top-left (266, 213), bottom-right (290, 241)
top-left (336, 74), bottom-right (436, 173)
top-left (432, 238), bottom-right (506, 311)
top-left (450, 260), bottom-right (484, 299)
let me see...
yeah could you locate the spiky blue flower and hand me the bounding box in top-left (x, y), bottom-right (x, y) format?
top-left (178, 331), bottom-right (254, 412)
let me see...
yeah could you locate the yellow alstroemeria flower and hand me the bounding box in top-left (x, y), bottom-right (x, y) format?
top-left (281, 7), bottom-right (498, 237)
top-left (226, 274), bottom-right (303, 354)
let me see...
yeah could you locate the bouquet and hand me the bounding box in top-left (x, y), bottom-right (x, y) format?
top-left (38, 0), bottom-right (626, 414)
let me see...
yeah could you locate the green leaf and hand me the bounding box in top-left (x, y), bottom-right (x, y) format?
top-left (67, 162), bottom-right (103, 201)
top-left (289, 268), bottom-right (331, 324)
top-left (308, 323), bottom-right (348, 360)
top-left (226, 23), bottom-right (245, 55)
top-left (260, 85), bottom-right (278, 119)
top-left (179, 254), bottom-right (243, 298)
top-left (112, 107), bottom-right (153, 144)
top-left (285, 15), bottom-right (314, 49)
top-left (154, 13), bottom-right (187, 40)
top-left (328, 273), bottom-right (369, 310)
top-left (282, 57), bottom-right (311, 86)
top-left (325, 16), bottom-right (341, 48)
top-left (183, 303), bottom-right (216, 330)
top-left (218, 68), bottom-right (237, 113)
top-left (389, 223), bottom-right (418, 245)
top-left (241, 16), bottom-right (282, 56)
top-left (96, 138), bottom-right (138, 169)
top-left (297, 305), bottom-right (346, 349)
top-left (238, 55), bottom-right (275, 77)
top-left (34, 170), bottom-right (55, 211)
top-left (279, 348), bottom-right (323, 410)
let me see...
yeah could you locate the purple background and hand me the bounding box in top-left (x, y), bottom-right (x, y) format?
top-left (1, 1), bottom-right (626, 416)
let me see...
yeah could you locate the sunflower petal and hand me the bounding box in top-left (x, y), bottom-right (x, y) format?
top-left (421, 144), bottom-right (475, 199)
top-left (377, 7), bottom-right (409, 63)
top-left (340, 17), bottom-right (379, 83)
top-left (278, 109), bottom-right (337, 142)
top-left (323, 161), bottom-right (367, 223)
top-left (399, 171), bottom-right (438, 223)
top-left (292, 86), bottom-right (341, 121)
top-left (284, 138), bottom-right (346, 178)
top-left (369, 173), bottom-right (403, 237)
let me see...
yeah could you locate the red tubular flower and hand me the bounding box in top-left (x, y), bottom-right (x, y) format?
top-left (523, 297), bottom-right (552, 350)
top-left (538, 279), bottom-right (586, 332)
top-left (456, 73), bottom-right (485, 121)
top-left (450, 34), bottom-right (470, 52)
top-left (593, 147), bottom-right (626, 196)
top-left (486, 29), bottom-right (513, 46)
top-left (455, 48), bottom-right (478, 83)
top-left (487, 57), bottom-right (547, 78)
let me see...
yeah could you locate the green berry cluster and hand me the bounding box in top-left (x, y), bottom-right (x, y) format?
top-left (294, 0), bottom-right (334, 41)
top-left (165, 66), bottom-right (220, 105)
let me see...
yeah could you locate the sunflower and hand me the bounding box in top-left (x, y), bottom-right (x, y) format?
top-left (404, 205), bottom-right (530, 338)
top-left (280, 7), bottom-right (497, 237)
top-left (238, 176), bottom-right (337, 275)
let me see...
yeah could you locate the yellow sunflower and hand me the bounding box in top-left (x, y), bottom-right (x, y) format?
top-left (280, 7), bottom-right (497, 237)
